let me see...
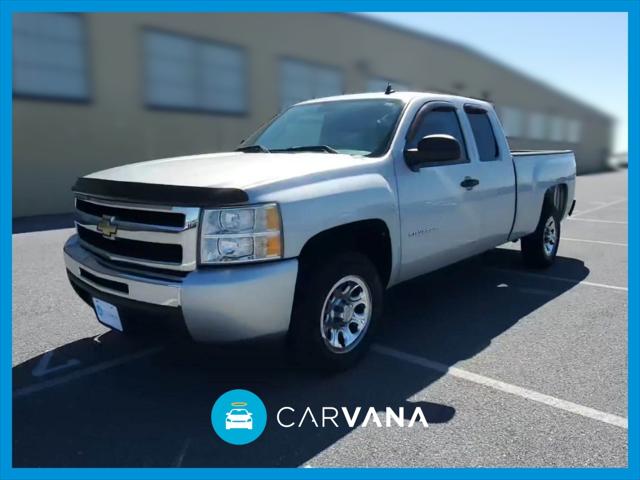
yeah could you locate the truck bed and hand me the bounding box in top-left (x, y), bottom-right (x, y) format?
top-left (509, 150), bottom-right (576, 240)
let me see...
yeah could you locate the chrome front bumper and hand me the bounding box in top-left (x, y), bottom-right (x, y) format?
top-left (64, 235), bottom-right (298, 342)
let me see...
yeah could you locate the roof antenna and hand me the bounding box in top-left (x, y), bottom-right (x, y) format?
top-left (384, 83), bottom-right (395, 95)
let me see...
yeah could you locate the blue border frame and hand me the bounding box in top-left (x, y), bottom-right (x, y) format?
top-left (1, 1), bottom-right (637, 479)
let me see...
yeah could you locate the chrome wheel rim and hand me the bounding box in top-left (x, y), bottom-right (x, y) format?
top-left (543, 216), bottom-right (557, 256)
top-left (320, 275), bottom-right (372, 354)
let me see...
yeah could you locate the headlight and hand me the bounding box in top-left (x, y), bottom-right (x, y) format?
top-left (200, 203), bottom-right (282, 264)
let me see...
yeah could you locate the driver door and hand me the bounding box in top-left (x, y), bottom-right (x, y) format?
top-left (395, 101), bottom-right (483, 282)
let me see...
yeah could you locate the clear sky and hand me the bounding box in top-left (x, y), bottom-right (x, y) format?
top-left (361, 12), bottom-right (628, 153)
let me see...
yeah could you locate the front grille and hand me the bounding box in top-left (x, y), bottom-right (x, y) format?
top-left (77, 225), bottom-right (183, 264)
top-left (74, 195), bottom-right (200, 272)
top-left (76, 199), bottom-right (185, 227)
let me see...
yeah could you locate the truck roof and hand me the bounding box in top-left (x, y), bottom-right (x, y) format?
top-left (297, 91), bottom-right (494, 110)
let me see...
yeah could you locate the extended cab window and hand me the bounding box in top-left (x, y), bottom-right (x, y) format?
top-left (465, 107), bottom-right (499, 161)
top-left (407, 107), bottom-right (468, 162)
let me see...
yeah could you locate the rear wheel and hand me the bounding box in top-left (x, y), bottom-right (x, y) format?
top-left (521, 202), bottom-right (561, 268)
top-left (289, 252), bottom-right (383, 370)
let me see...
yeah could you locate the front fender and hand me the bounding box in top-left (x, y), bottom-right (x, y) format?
top-left (252, 173), bottom-right (401, 283)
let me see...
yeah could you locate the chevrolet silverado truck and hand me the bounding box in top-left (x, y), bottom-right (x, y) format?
top-left (64, 91), bottom-right (576, 369)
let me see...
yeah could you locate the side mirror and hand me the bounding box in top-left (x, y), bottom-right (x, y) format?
top-left (404, 134), bottom-right (461, 171)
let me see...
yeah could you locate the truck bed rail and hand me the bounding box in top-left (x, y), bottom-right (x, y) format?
top-left (511, 149), bottom-right (573, 157)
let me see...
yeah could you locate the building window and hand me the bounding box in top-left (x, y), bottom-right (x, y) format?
top-left (566, 119), bottom-right (582, 143)
top-left (13, 13), bottom-right (89, 100)
top-left (498, 106), bottom-right (524, 138)
top-left (144, 30), bottom-right (247, 114)
top-left (367, 77), bottom-right (410, 93)
top-left (527, 112), bottom-right (547, 140)
top-left (280, 59), bottom-right (343, 110)
top-left (549, 116), bottom-right (566, 142)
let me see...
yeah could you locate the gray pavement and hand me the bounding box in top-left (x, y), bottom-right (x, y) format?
top-left (11, 169), bottom-right (628, 467)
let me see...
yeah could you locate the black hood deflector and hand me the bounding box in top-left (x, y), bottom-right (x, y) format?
top-left (72, 177), bottom-right (248, 207)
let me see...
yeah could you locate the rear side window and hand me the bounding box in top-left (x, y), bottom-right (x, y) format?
top-left (465, 107), bottom-right (499, 161)
top-left (407, 107), bottom-right (468, 162)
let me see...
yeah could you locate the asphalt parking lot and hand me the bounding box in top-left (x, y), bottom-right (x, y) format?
top-left (12, 169), bottom-right (628, 467)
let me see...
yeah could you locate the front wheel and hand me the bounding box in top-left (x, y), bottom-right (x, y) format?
top-left (521, 203), bottom-right (561, 268)
top-left (288, 252), bottom-right (383, 370)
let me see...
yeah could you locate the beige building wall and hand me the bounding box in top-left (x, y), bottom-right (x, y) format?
top-left (13, 13), bottom-right (613, 218)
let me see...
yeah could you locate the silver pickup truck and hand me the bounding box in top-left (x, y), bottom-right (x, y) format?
top-left (64, 91), bottom-right (576, 369)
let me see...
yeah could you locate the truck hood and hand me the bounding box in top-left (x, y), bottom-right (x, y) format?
top-left (85, 151), bottom-right (374, 190)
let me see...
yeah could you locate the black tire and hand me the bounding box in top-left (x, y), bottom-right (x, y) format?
top-left (288, 252), bottom-right (383, 371)
top-left (521, 201), bottom-right (561, 268)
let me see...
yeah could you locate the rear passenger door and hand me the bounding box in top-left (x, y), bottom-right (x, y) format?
top-left (396, 101), bottom-right (483, 281)
top-left (462, 105), bottom-right (516, 249)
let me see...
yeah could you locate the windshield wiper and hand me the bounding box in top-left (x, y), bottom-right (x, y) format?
top-left (272, 145), bottom-right (338, 154)
top-left (235, 144), bottom-right (270, 153)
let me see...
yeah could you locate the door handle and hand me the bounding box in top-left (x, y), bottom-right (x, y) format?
top-left (460, 177), bottom-right (480, 190)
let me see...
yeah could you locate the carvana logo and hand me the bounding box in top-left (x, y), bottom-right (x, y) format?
top-left (211, 389), bottom-right (267, 445)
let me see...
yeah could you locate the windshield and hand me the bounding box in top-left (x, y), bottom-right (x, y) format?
top-left (229, 409), bottom-right (249, 415)
top-left (241, 99), bottom-right (405, 156)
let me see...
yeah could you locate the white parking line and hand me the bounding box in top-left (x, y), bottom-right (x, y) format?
top-left (372, 344), bottom-right (628, 429)
top-left (173, 437), bottom-right (192, 467)
top-left (490, 268), bottom-right (628, 292)
top-left (572, 198), bottom-right (626, 217)
top-left (13, 346), bottom-right (163, 399)
top-left (562, 237), bottom-right (627, 247)
top-left (567, 218), bottom-right (627, 225)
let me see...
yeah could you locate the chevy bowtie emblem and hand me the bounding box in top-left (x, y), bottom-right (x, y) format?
top-left (97, 215), bottom-right (118, 239)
